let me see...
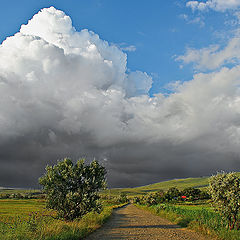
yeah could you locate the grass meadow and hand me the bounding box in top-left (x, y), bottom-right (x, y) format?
top-left (0, 198), bottom-right (124, 240)
top-left (0, 199), bottom-right (47, 217)
top-left (136, 202), bottom-right (240, 240)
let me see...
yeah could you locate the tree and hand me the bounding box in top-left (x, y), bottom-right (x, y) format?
top-left (117, 193), bottom-right (129, 204)
top-left (39, 158), bottom-right (106, 221)
top-left (181, 187), bottom-right (201, 201)
top-left (209, 172), bottom-right (240, 230)
top-left (165, 187), bottom-right (181, 201)
top-left (142, 190), bottom-right (165, 206)
top-left (133, 196), bottom-right (141, 204)
top-left (144, 193), bottom-right (158, 206)
top-left (199, 190), bottom-right (210, 200)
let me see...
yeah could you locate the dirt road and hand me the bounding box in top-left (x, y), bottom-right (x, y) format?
top-left (85, 204), bottom-right (212, 240)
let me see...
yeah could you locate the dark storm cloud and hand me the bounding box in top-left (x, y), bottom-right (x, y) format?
top-left (1, 7), bottom-right (240, 188)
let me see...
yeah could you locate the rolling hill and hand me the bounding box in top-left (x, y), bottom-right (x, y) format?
top-left (105, 172), bottom-right (240, 196)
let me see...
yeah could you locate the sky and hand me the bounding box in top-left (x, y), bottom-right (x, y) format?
top-left (1, 0), bottom-right (240, 188)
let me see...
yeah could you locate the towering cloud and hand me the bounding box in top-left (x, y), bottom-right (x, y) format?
top-left (1, 7), bottom-right (240, 188)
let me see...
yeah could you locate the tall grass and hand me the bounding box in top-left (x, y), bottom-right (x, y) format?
top-left (0, 199), bottom-right (126, 240)
top-left (42, 206), bottom-right (113, 240)
top-left (137, 203), bottom-right (240, 240)
top-left (0, 207), bottom-right (114, 240)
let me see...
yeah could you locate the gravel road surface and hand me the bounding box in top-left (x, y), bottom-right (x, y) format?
top-left (85, 204), bottom-right (212, 240)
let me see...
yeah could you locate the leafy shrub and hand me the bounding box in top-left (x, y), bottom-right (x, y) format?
top-left (117, 193), bottom-right (129, 204)
top-left (39, 158), bottom-right (106, 221)
top-left (165, 187), bottom-right (181, 201)
top-left (133, 196), bottom-right (141, 204)
top-left (199, 190), bottom-right (210, 200)
top-left (136, 190), bottom-right (166, 206)
top-left (181, 187), bottom-right (203, 201)
top-left (209, 172), bottom-right (240, 230)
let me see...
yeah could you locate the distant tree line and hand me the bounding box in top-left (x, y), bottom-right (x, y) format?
top-left (0, 192), bottom-right (44, 199)
top-left (101, 192), bottom-right (129, 205)
top-left (133, 172), bottom-right (240, 231)
top-left (133, 186), bottom-right (210, 206)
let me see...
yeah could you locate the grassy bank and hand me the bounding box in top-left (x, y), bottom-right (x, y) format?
top-left (136, 203), bottom-right (240, 240)
top-left (0, 199), bottom-right (125, 240)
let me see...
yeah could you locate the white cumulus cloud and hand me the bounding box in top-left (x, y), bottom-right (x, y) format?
top-left (1, 7), bottom-right (240, 187)
top-left (187, 0), bottom-right (240, 12)
top-left (176, 37), bottom-right (240, 70)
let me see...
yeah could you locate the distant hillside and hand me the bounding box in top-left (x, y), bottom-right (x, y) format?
top-left (0, 188), bottom-right (40, 194)
top-left (105, 172), bottom-right (240, 196)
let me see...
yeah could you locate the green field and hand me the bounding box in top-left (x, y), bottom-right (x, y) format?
top-left (0, 198), bottom-right (125, 240)
top-left (0, 199), bottom-right (47, 217)
top-left (138, 203), bottom-right (240, 240)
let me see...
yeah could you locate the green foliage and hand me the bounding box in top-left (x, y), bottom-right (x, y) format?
top-left (100, 194), bottom-right (129, 206)
top-left (117, 193), bottom-right (129, 204)
top-left (134, 187), bottom-right (209, 206)
top-left (159, 204), bottom-right (222, 229)
top-left (0, 202), bottom-right (118, 240)
top-left (144, 193), bottom-right (158, 206)
top-left (137, 203), bottom-right (240, 240)
top-left (39, 158), bottom-right (106, 221)
top-left (199, 190), bottom-right (211, 200)
top-left (132, 196), bottom-right (141, 204)
top-left (0, 192), bottom-right (44, 200)
top-left (182, 187), bottom-right (201, 199)
top-left (181, 187), bottom-right (210, 201)
top-left (143, 191), bottom-right (165, 206)
top-left (209, 172), bottom-right (240, 230)
top-left (165, 187), bottom-right (181, 201)
top-left (0, 193), bottom-right (10, 199)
